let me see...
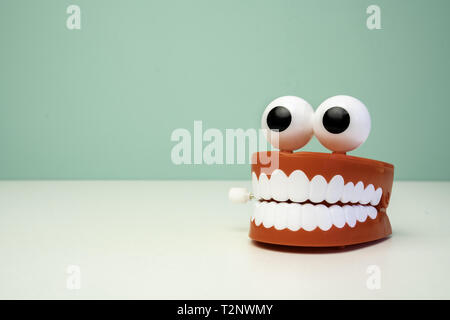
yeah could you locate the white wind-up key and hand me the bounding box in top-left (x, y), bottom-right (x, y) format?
top-left (228, 187), bottom-right (253, 204)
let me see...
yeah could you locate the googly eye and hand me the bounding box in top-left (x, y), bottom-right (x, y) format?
top-left (313, 95), bottom-right (371, 153)
top-left (261, 96), bottom-right (314, 152)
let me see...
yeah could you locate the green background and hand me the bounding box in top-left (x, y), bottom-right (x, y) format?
top-left (1, 0), bottom-right (449, 180)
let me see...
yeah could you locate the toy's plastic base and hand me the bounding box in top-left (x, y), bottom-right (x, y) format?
top-left (249, 211), bottom-right (392, 247)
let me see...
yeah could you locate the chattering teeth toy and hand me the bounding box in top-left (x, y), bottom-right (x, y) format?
top-left (229, 95), bottom-right (394, 247)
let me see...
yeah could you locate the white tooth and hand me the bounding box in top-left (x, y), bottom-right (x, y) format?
top-left (274, 203), bottom-right (288, 230)
top-left (259, 173), bottom-right (271, 200)
top-left (302, 204), bottom-right (317, 231)
top-left (351, 181), bottom-right (364, 203)
top-left (361, 184), bottom-right (374, 205)
top-left (329, 205), bottom-right (346, 228)
top-left (288, 170), bottom-right (309, 203)
top-left (310, 175), bottom-right (327, 203)
top-left (270, 169), bottom-right (288, 201)
top-left (252, 172), bottom-right (260, 199)
top-left (367, 206), bottom-right (377, 219)
top-left (262, 202), bottom-right (275, 228)
top-left (355, 205), bottom-right (367, 222)
top-left (363, 206), bottom-right (372, 220)
top-left (341, 182), bottom-right (354, 203)
top-left (254, 201), bottom-right (264, 226)
top-left (316, 204), bottom-right (332, 231)
top-left (326, 175), bottom-right (344, 204)
top-left (287, 203), bottom-right (302, 231)
top-left (370, 187), bottom-right (382, 206)
top-left (343, 205), bottom-right (356, 228)
top-left (251, 201), bottom-right (256, 222)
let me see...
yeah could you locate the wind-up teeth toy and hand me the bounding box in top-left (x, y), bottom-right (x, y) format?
top-left (229, 95), bottom-right (394, 247)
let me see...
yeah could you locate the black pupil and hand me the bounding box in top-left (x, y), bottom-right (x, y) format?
top-left (322, 106), bottom-right (350, 134)
top-left (266, 106), bottom-right (291, 132)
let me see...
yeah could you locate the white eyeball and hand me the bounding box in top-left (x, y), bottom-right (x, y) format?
top-left (261, 96), bottom-right (314, 152)
top-left (313, 95), bottom-right (371, 153)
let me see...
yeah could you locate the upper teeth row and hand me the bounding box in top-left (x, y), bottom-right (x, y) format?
top-left (252, 169), bottom-right (383, 205)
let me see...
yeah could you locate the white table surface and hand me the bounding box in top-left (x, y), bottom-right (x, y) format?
top-left (0, 180), bottom-right (449, 299)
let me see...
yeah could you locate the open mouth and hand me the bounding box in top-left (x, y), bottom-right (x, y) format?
top-left (249, 151), bottom-right (394, 247)
top-left (252, 169), bottom-right (383, 231)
